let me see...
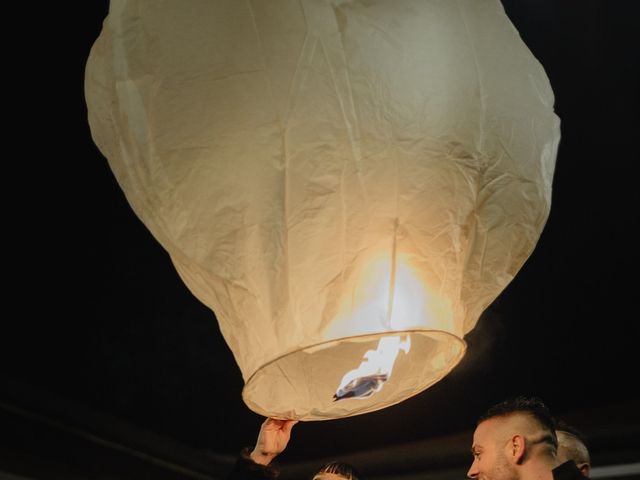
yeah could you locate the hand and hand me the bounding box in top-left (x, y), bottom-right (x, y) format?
top-left (250, 417), bottom-right (298, 466)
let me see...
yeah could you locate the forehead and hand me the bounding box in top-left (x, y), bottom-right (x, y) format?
top-left (474, 419), bottom-right (493, 439)
top-left (313, 473), bottom-right (350, 480)
top-left (473, 418), bottom-right (501, 447)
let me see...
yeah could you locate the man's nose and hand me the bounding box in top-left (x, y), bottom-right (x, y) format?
top-left (467, 461), bottom-right (479, 479)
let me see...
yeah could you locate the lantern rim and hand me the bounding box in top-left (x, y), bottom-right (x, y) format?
top-left (242, 328), bottom-right (466, 421)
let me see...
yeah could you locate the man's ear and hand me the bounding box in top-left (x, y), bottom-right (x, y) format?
top-left (510, 434), bottom-right (527, 464)
top-left (577, 463), bottom-right (591, 478)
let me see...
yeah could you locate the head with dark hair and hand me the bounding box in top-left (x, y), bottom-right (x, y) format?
top-left (467, 396), bottom-right (558, 480)
top-left (556, 420), bottom-right (591, 478)
top-left (478, 396), bottom-right (558, 447)
top-left (312, 461), bottom-right (361, 480)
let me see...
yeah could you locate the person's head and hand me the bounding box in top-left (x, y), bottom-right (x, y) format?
top-left (556, 422), bottom-right (591, 478)
top-left (312, 462), bottom-right (361, 480)
top-left (467, 396), bottom-right (558, 480)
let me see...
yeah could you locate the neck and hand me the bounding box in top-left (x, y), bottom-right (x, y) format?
top-left (521, 455), bottom-right (557, 480)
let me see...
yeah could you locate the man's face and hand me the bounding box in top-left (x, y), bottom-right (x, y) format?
top-left (467, 419), bottom-right (518, 480)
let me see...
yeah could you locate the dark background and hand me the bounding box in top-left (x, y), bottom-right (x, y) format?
top-left (3, 0), bottom-right (639, 478)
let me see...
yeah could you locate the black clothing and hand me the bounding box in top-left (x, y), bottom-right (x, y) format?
top-left (553, 460), bottom-right (588, 480)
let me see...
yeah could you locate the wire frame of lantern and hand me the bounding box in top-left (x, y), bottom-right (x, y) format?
top-left (85, 0), bottom-right (560, 420)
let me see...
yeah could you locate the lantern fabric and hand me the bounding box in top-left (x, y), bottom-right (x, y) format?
top-left (86, 0), bottom-right (559, 420)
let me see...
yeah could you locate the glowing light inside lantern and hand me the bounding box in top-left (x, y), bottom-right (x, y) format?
top-left (324, 253), bottom-right (454, 340)
top-left (330, 246), bottom-right (454, 401)
top-left (334, 334), bottom-right (411, 401)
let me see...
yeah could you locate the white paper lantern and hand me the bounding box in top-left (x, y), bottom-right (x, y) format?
top-left (86, 0), bottom-right (559, 420)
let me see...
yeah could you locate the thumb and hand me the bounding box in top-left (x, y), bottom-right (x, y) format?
top-left (283, 419), bottom-right (298, 434)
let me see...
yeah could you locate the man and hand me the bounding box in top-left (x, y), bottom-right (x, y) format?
top-left (556, 424), bottom-right (591, 478)
top-left (467, 396), bottom-right (586, 480)
top-left (228, 417), bottom-right (361, 480)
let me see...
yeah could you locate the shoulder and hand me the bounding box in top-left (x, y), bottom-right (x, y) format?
top-left (552, 460), bottom-right (587, 480)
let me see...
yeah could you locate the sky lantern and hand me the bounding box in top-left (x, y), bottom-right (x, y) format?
top-left (85, 0), bottom-right (559, 420)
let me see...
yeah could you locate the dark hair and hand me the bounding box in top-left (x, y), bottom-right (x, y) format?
top-left (478, 396), bottom-right (558, 450)
top-left (313, 461), bottom-right (361, 480)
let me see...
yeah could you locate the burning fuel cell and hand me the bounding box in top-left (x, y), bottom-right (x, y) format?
top-left (333, 374), bottom-right (388, 401)
top-left (334, 335), bottom-right (411, 401)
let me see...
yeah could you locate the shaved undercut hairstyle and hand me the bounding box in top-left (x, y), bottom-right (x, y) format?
top-left (556, 420), bottom-right (590, 466)
top-left (478, 396), bottom-right (558, 451)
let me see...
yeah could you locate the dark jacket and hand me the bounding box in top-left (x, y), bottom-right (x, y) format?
top-left (553, 460), bottom-right (588, 480)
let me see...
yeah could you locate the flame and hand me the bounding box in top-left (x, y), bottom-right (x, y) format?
top-left (327, 249), bottom-right (453, 401)
top-left (333, 335), bottom-right (411, 401)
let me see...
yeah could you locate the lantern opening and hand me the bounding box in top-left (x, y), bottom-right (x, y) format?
top-left (242, 330), bottom-right (465, 421)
